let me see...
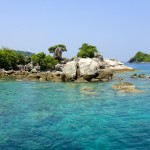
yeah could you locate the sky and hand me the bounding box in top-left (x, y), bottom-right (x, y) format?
top-left (0, 0), bottom-right (150, 61)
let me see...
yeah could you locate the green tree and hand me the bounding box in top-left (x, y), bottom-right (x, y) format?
top-left (0, 47), bottom-right (17, 70)
top-left (15, 53), bottom-right (26, 65)
top-left (31, 52), bottom-right (46, 66)
top-left (31, 52), bottom-right (58, 71)
top-left (48, 44), bottom-right (67, 53)
top-left (77, 43), bottom-right (98, 58)
top-left (41, 55), bottom-right (58, 70)
top-left (48, 44), bottom-right (67, 61)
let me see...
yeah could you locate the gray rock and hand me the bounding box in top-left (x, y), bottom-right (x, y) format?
top-left (24, 63), bottom-right (34, 71)
top-left (96, 69), bottom-right (113, 81)
top-left (138, 74), bottom-right (147, 78)
top-left (55, 64), bottom-right (65, 71)
top-left (31, 69), bottom-right (37, 73)
top-left (91, 78), bottom-right (100, 82)
top-left (130, 73), bottom-right (138, 78)
top-left (5, 70), bottom-right (14, 74)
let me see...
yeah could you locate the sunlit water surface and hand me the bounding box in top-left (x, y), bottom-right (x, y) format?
top-left (0, 63), bottom-right (150, 150)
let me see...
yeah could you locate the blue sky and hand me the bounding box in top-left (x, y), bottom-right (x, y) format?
top-left (0, 0), bottom-right (150, 61)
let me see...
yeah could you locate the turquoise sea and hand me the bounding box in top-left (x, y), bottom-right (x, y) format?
top-left (0, 63), bottom-right (150, 150)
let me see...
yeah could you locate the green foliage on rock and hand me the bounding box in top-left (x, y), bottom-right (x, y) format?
top-left (31, 52), bottom-right (58, 70)
top-left (31, 52), bottom-right (46, 66)
top-left (15, 53), bottom-right (26, 65)
top-left (0, 48), bottom-right (30, 70)
top-left (77, 43), bottom-right (98, 58)
top-left (42, 55), bottom-right (58, 70)
top-left (48, 44), bottom-right (67, 53)
top-left (0, 48), bottom-right (18, 70)
top-left (129, 51), bottom-right (150, 63)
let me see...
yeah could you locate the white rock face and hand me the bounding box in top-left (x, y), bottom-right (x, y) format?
top-left (78, 58), bottom-right (100, 76)
top-left (62, 58), bottom-right (102, 80)
top-left (104, 59), bottom-right (123, 66)
top-left (63, 61), bottom-right (77, 80)
top-left (104, 59), bottom-right (133, 70)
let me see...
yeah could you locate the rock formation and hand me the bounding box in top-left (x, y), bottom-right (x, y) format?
top-left (62, 58), bottom-right (113, 82)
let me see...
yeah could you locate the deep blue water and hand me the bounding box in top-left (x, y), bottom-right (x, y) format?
top-left (0, 63), bottom-right (150, 150)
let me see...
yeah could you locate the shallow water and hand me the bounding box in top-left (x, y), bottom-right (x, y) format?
top-left (0, 63), bottom-right (150, 150)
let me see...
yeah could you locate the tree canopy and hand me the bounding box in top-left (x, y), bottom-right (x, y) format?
top-left (48, 44), bottom-right (67, 53)
top-left (0, 48), bottom-right (17, 70)
top-left (77, 43), bottom-right (98, 58)
top-left (0, 47), bottom-right (33, 70)
top-left (31, 52), bottom-right (58, 70)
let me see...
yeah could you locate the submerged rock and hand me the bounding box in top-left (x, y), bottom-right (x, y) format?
top-left (81, 86), bottom-right (95, 91)
top-left (112, 82), bottom-right (142, 93)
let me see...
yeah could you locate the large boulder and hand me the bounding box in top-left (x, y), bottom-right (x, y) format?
top-left (96, 69), bottom-right (113, 81)
top-left (63, 61), bottom-right (77, 81)
top-left (78, 58), bottom-right (100, 80)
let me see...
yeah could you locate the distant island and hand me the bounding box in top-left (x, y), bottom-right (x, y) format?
top-left (129, 51), bottom-right (150, 63)
top-left (13, 50), bottom-right (35, 57)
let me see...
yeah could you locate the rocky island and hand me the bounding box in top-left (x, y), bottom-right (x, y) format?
top-left (0, 44), bottom-right (133, 82)
top-left (129, 51), bottom-right (150, 63)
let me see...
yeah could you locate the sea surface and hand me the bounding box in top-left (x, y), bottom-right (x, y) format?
top-left (0, 63), bottom-right (150, 150)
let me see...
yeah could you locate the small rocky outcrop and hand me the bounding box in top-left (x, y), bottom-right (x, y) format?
top-left (81, 86), bottom-right (95, 91)
top-left (138, 74), bottom-right (147, 78)
top-left (104, 59), bottom-right (133, 71)
top-left (112, 82), bottom-right (142, 93)
top-left (130, 73), bottom-right (138, 78)
top-left (130, 73), bottom-right (148, 79)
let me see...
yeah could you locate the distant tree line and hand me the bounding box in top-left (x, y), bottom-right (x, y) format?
top-left (0, 43), bottom-right (102, 70)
